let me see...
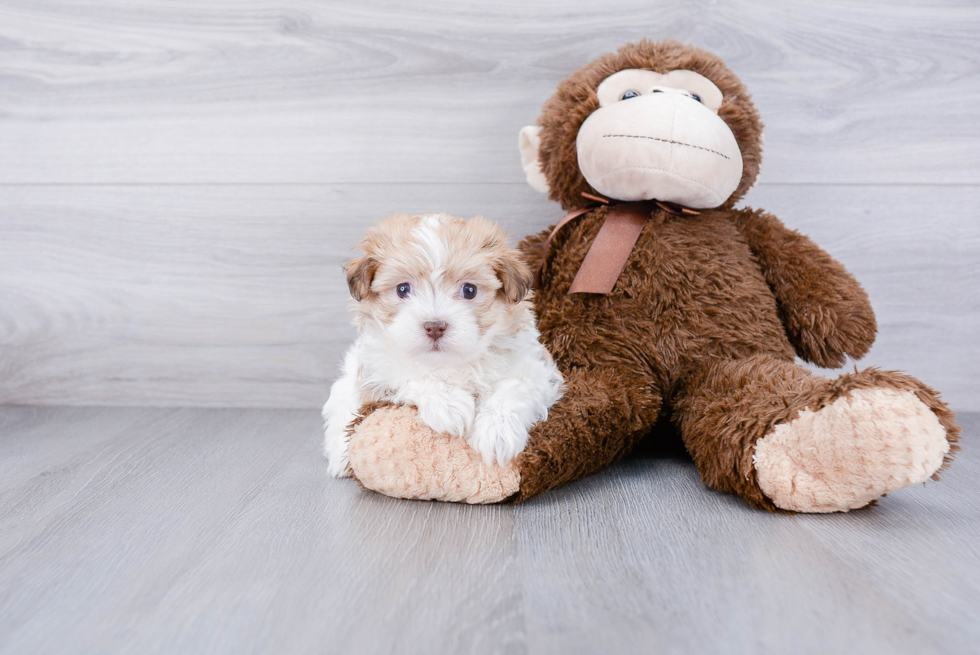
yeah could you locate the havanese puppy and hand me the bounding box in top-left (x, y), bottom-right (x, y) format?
top-left (322, 212), bottom-right (563, 477)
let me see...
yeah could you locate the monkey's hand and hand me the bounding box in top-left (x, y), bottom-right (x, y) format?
top-left (344, 402), bottom-right (520, 504)
top-left (731, 208), bottom-right (877, 368)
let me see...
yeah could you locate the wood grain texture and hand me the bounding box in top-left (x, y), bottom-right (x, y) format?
top-left (516, 431), bottom-right (980, 655)
top-left (0, 0), bottom-right (978, 184)
top-left (0, 0), bottom-right (977, 409)
top-left (0, 406), bottom-right (977, 654)
top-left (0, 407), bottom-right (523, 655)
top-left (1, 183), bottom-right (976, 409)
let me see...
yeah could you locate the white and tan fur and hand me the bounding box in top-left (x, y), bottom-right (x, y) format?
top-left (322, 212), bottom-right (564, 477)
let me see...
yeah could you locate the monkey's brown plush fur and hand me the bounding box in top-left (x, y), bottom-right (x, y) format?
top-left (346, 40), bottom-right (959, 512)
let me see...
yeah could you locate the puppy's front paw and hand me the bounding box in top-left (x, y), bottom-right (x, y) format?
top-left (470, 410), bottom-right (529, 466)
top-left (416, 390), bottom-right (475, 438)
top-left (325, 451), bottom-right (351, 478)
top-left (323, 425), bottom-right (352, 478)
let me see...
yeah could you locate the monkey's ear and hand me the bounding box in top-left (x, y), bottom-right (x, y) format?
top-left (496, 249), bottom-right (533, 304)
top-left (344, 253), bottom-right (377, 301)
top-left (519, 125), bottom-right (550, 194)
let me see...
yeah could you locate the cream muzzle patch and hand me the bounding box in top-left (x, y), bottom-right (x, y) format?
top-left (576, 69), bottom-right (743, 208)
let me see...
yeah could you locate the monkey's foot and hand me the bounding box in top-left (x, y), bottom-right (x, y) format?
top-left (347, 405), bottom-right (519, 504)
top-left (753, 388), bottom-right (949, 513)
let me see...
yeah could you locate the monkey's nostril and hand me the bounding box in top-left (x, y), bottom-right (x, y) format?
top-left (424, 320), bottom-right (448, 341)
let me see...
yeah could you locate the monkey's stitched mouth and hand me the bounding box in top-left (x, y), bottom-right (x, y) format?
top-left (602, 134), bottom-right (730, 160)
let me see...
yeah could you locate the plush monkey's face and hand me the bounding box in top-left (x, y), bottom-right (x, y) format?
top-left (574, 69), bottom-right (742, 207)
top-left (519, 41), bottom-right (763, 210)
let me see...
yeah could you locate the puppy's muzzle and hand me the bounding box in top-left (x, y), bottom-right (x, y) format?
top-left (424, 320), bottom-right (448, 341)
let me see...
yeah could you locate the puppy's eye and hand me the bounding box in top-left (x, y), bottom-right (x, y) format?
top-left (620, 90), bottom-right (640, 100)
top-left (396, 283), bottom-right (412, 299)
top-left (689, 93), bottom-right (702, 103)
top-left (460, 283), bottom-right (477, 300)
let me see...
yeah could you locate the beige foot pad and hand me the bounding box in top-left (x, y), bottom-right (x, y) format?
top-left (347, 405), bottom-right (520, 504)
top-left (754, 388), bottom-right (949, 513)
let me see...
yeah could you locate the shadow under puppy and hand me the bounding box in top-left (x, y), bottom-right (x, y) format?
top-left (322, 213), bottom-right (563, 484)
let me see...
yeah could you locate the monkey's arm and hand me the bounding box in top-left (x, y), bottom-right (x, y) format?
top-left (730, 208), bottom-right (877, 368)
top-left (513, 363), bottom-right (662, 502)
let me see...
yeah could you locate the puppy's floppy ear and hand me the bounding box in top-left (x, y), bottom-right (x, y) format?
top-left (496, 249), bottom-right (533, 303)
top-left (344, 252), bottom-right (377, 301)
top-left (468, 215), bottom-right (532, 303)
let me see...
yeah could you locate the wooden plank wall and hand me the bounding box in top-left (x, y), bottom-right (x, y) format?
top-left (1, 0), bottom-right (977, 410)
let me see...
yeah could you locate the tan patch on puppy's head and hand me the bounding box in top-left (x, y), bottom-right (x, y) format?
top-left (344, 213), bottom-right (417, 303)
top-left (442, 215), bottom-right (532, 304)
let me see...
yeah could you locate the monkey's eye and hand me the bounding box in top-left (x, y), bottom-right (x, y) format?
top-left (689, 93), bottom-right (702, 103)
top-left (396, 283), bottom-right (412, 299)
top-left (460, 283), bottom-right (477, 300)
top-left (620, 90), bottom-right (640, 100)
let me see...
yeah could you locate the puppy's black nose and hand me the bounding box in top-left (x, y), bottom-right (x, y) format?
top-left (424, 320), bottom-right (447, 341)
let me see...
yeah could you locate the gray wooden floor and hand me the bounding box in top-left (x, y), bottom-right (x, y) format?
top-left (1, 407), bottom-right (977, 655)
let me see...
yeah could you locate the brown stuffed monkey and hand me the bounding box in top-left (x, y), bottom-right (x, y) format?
top-left (342, 40), bottom-right (959, 513)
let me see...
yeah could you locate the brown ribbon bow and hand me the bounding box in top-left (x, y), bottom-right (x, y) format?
top-left (534, 197), bottom-right (700, 295)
